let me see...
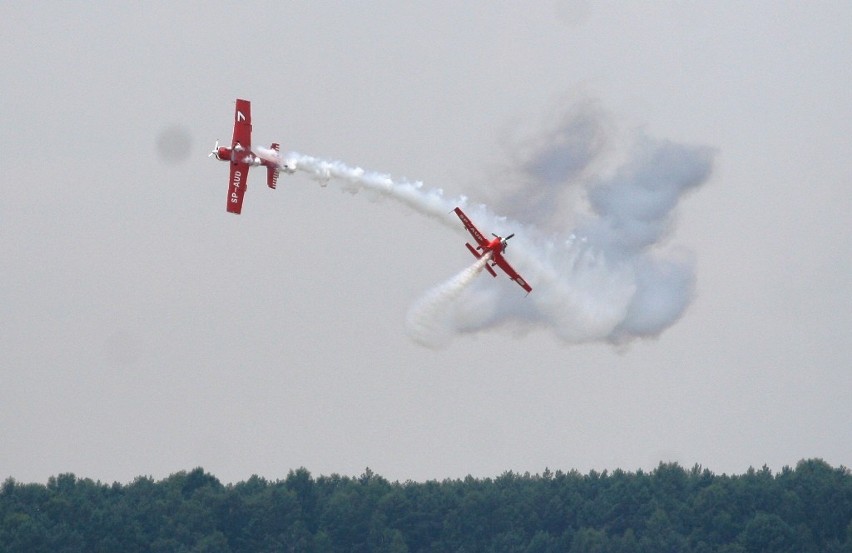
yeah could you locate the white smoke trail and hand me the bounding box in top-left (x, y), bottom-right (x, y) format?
top-left (283, 152), bottom-right (469, 228)
top-left (276, 104), bottom-right (714, 348)
top-left (405, 254), bottom-right (492, 349)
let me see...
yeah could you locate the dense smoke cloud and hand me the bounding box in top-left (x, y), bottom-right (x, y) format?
top-left (278, 103), bottom-right (714, 347)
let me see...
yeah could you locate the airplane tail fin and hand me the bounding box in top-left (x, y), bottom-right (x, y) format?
top-left (466, 243), bottom-right (497, 277)
top-left (267, 143), bottom-right (280, 189)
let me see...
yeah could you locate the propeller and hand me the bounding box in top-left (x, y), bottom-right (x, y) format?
top-left (208, 140), bottom-right (220, 159)
top-left (501, 233), bottom-right (515, 252)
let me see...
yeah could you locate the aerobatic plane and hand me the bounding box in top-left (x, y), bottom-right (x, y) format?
top-left (209, 98), bottom-right (293, 214)
top-left (453, 207), bottom-right (532, 294)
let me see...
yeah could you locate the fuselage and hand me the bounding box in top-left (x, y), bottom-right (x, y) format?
top-left (214, 146), bottom-right (274, 168)
top-left (482, 237), bottom-right (510, 257)
top-left (485, 237), bottom-right (502, 253)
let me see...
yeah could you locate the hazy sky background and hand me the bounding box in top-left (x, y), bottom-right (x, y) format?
top-left (2, 2), bottom-right (850, 485)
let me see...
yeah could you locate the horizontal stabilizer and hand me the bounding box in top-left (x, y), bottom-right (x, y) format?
top-left (267, 143), bottom-right (281, 188)
top-left (267, 167), bottom-right (279, 189)
top-left (466, 242), bottom-right (497, 277)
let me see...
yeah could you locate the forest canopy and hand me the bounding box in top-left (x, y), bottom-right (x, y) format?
top-left (1, 459), bottom-right (851, 552)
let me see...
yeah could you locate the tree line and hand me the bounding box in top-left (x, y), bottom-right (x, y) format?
top-left (1, 459), bottom-right (850, 552)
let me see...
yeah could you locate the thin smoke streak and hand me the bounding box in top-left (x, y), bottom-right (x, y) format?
top-left (284, 153), bottom-right (466, 228)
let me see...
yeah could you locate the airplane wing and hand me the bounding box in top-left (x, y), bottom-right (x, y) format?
top-left (232, 98), bottom-right (252, 152)
top-left (494, 255), bottom-right (533, 294)
top-left (226, 100), bottom-right (252, 214)
top-left (453, 207), bottom-right (488, 248)
top-left (226, 162), bottom-right (250, 214)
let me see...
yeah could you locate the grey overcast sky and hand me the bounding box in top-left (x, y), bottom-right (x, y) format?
top-left (2, 2), bottom-right (850, 485)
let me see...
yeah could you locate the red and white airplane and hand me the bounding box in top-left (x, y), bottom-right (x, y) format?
top-left (453, 207), bottom-right (532, 294)
top-left (209, 98), bottom-right (292, 214)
